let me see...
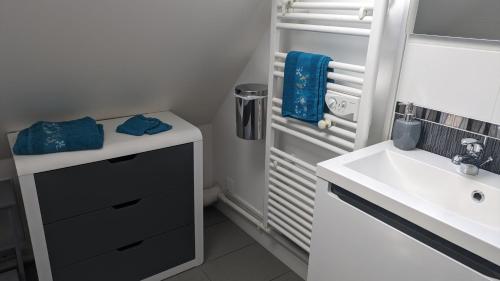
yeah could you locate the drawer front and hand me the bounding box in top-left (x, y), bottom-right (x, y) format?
top-left (44, 186), bottom-right (193, 269)
top-left (53, 225), bottom-right (195, 281)
top-left (35, 143), bottom-right (193, 223)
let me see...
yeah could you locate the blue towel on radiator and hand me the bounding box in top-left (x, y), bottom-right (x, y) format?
top-left (13, 117), bottom-right (104, 155)
top-left (282, 51), bottom-right (332, 123)
top-left (116, 115), bottom-right (172, 136)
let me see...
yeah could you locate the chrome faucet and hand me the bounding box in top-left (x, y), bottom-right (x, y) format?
top-left (452, 138), bottom-right (493, 176)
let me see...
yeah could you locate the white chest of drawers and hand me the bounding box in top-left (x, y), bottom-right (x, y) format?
top-left (8, 111), bottom-right (204, 281)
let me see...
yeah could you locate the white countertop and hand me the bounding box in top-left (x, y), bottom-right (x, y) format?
top-left (7, 111), bottom-right (202, 176)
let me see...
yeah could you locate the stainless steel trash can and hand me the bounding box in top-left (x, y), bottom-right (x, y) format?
top-left (234, 84), bottom-right (268, 140)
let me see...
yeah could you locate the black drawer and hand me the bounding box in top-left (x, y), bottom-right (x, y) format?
top-left (52, 225), bottom-right (195, 281)
top-left (35, 143), bottom-right (193, 224)
top-left (44, 187), bottom-right (194, 269)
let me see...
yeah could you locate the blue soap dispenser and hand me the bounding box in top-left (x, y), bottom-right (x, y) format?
top-left (393, 103), bottom-right (421, 150)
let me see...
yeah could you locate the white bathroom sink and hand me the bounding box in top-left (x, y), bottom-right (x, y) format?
top-left (345, 148), bottom-right (500, 229)
top-left (317, 140), bottom-right (500, 266)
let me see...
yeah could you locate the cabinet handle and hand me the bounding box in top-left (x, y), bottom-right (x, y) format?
top-left (116, 240), bottom-right (144, 252)
top-left (112, 199), bottom-right (142, 209)
top-left (108, 154), bottom-right (138, 163)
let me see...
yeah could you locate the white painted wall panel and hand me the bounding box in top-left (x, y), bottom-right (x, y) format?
top-left (213, 30), bottom-right (271, 214)
top-left (398, 37), bottom-right (500, 122)
top-left (493, 92), bottom-right (500, 125)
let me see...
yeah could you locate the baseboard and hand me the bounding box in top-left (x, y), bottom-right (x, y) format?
top-left (215, 201), bottom-right (309, 280)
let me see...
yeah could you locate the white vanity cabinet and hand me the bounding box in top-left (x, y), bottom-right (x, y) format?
top-left (7, 111), bottom-right (204, 281)
top-left (308, 179), bottom-right (497, 281)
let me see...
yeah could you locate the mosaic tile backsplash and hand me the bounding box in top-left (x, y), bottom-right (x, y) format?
top-left (393, 102), bottom-right (500, 175)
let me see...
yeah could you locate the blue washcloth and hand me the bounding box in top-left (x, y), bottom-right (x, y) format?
top-left (116, 115), bottom-right (172, 136)
top-left (13, 117), bottom-right (104, 155)
top-left (282, 51), bottom-right (332, 123)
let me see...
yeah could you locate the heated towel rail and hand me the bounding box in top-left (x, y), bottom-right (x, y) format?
top-left (264, 0), bottom-right (389, 253)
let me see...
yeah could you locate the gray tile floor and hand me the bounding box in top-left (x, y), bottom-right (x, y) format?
top-left (165, 207), bottom-right (304, 281)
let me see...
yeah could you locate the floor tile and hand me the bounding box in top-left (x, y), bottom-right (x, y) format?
top-left (164, 267), bottom-right (209, 281)
top-left (202, 244), bottom-right (290, 281)
top-left (204, 221), bottom-right (255, 261)
top-left (204, 207), bottom-right (228, 228)
top-left (271, 271), bottom-right (304, 281)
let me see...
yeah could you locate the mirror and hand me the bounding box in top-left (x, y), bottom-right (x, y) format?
top-left (413, 0), bottom-right (500, 41)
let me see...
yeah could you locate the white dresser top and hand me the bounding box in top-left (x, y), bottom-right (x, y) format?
top-left (7, 111), bottom-right (202, 176)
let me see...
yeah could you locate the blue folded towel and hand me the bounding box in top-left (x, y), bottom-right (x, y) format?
top-left (13, 117), bottom-right (104, 155)
top-left (282, 51), bottom-right (332, 123)
top-left (116, 115), bottom-right (172, 136)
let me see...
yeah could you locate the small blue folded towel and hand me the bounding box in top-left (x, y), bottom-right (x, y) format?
top-left (116, 115), bottom-right (172, 136)
top-left (13, 117), bottom-right (104, 155)
top-left (282, 51), bottom-right (332, 123)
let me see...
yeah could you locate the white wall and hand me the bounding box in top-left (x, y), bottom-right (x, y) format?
top-left (0, 0), bottom-right (270, 159)
top-left (212, 0), bottom-right (411, 214)
top-left (494, 97), bottom-right (500, 125)
top-left (212, 30), bottom-right (271, 214)
top-left (198, 124), bottom-right (214, 188)
top-left (397, 35), bottom-right (500, 123)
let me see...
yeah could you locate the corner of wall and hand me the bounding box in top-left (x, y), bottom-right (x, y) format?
top-left (368, 0), bottom-right (412, 145)
top-left (211, 28), bottom-right (271, 214)
top-left (197, 124), bottom-right (214, 189)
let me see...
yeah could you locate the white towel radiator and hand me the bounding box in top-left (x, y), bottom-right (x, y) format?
top-left (263, 0), bottom-right (390, 252)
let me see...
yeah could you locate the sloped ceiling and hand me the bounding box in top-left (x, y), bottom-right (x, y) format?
top-left (0, 0), bottom-right (270, 158)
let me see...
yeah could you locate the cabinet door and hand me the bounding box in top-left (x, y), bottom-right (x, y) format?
top-left (307, 180), bottom-right (492, 281)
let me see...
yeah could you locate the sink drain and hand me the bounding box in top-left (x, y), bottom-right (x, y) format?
top-left (471, 190), bottom-right (484, 203)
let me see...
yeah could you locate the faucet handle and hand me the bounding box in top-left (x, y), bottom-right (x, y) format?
top-left (461, 138), bottom-right (483, 155)
top-left (461, 138), bottom-right (479, 146)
